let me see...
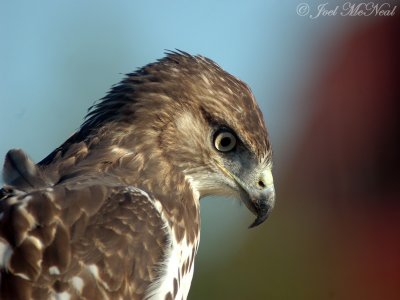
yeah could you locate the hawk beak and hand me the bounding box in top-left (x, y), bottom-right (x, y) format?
top-left (240, 168), bottom-right (275, 228)
top-left (216, 162), bottom-right (275, 228)
top-left (243, 185), bottom-right (275, 228)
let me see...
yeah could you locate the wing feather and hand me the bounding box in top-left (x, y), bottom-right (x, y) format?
top-left (0, 179), bottom-right (168, 299)
top-left (2, 149), bottom-right (47, 189)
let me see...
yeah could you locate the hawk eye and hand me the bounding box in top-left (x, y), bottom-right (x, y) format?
top-left (214, 130), bottom-right (237, 152)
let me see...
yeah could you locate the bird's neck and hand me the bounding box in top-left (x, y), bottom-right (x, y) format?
top-left (90, 125), bottom-right (202, 245)
top-left (41, 122), bottom-right (201, 245)
top-left (122, 134), bottom-right (201, 245)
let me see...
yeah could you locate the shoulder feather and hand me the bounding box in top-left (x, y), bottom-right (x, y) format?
top-left (2, 149), bottom-right (47, 190)
top-left (0, 183), bottom-right (168, 299)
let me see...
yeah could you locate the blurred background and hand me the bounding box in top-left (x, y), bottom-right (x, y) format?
top-left (1, 1), bottom-right (399, 299)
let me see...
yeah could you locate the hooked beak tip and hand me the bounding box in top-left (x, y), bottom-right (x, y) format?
top-left (248, 204), bottom-right (272, 228)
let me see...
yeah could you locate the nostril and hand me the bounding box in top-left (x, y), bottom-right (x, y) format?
top-left (258, 180), bottom-right (266, 189)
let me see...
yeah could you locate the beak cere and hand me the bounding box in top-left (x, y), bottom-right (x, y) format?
top-left (240, 168), bottom-right (276, 228)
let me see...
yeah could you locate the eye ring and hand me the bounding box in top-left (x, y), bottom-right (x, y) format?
top-left (214, 130), bottom-right (237, 152)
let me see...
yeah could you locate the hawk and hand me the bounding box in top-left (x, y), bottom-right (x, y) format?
top-left (0, 51), bottom-right (275, 300)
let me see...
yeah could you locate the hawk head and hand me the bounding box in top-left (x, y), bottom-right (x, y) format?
top-left (79, 51), bottom-right (275, 227)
